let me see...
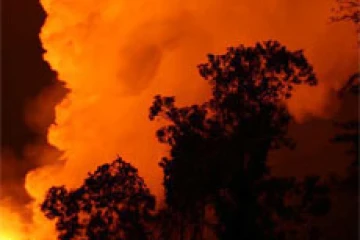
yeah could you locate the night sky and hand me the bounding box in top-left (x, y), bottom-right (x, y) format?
top-left (0, 0), bottom-right (358, 239)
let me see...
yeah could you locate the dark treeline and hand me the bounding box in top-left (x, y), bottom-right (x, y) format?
top-left (42, 40), bottom-right (350, 240)
top-left (41, 3), bottom-right (359, 239)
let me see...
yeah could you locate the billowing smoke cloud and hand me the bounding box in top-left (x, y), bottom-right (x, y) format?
top-left (1, 0), bottom-right (357, 239)
top-left (0, 148), bottom-right (31, 239)
top-left (1, 148), bottom-right (28, 203)
top-left (0, 202), bottom-right (28, 240)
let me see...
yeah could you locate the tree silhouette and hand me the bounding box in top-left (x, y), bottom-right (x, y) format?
top-left (330, 0), bottom-right (360, 32)
top-left (330, 0), bottom-right (359, 189)
top-left (331, 0), bottom-right (359, 163)
top-left (41, 157), bottom-right (156, 240)
top-left (150, 41), bottom-right (329, 239)
top-left (332, 73), bottom-right (359, 190)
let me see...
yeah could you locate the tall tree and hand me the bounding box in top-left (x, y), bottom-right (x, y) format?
top-left (41, 157), bottom-right (156, 240)
top-left (150, 41), bottom-right (329, 239)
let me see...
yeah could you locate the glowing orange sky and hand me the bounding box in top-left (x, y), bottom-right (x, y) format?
top-left (31, 0), bottom-right (357, 200)
top-left (1, 0), bottom-right (358, 239)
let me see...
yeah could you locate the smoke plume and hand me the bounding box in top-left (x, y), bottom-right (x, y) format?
top-left (1, 0), bottom-right (358, 239)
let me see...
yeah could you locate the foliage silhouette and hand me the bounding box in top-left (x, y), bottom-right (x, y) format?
top-left (41, 157), bottom-right (156, 240)
top-left (332, 73), bottom-right (359, 190)
top-left (41, 40), bottom-right (333, 240)
top-left (150, 40), bottom-right (329, 239)
top-left (330, 0), bottom-right (360, 32)
top-left (338, 73), bottom-right (360, 98)
top-left (331, 0), bottom-right (359, 190)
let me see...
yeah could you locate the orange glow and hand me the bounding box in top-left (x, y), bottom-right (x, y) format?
top-left (0, 203), bottom-right (27, 240)
top-left (2, 0), bottom-right (357, 239)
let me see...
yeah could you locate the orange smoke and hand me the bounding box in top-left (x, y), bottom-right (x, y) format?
top-left (1, 0), bottom-right (357, 239)
top-left (0, 200), bottom-right (28, 240)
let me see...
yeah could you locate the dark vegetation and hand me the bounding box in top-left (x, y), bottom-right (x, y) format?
top-left (332, 72), bottom-right (359, 190)
top-left (330, 0), bottom-right (360, 32)
top-left (331, 0), bottom-right (359, 191)
top-left (42, 41), bottom-right (337, 239)
top-left (149, 41), bottom-right (330, 240)
top-left (41, 2), bottom-right (359, 239)
top-left (41, 158), bottom-right (156, 240)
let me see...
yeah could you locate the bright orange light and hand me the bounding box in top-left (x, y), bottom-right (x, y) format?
top-left (5, 0), bottom-right (355, 239)
top-left (0, 235), bottom-right (14, 240)
top-left (0, 204), bottom-right (27, 240)
top-left (0, 234), bottom-right (22, 240)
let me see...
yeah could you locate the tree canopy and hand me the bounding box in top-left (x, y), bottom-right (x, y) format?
top-left (150, 41), bottom-right (329, 239)
top-left (42, 41), bottom-right (332, 240)
top-left (331, 0), bottom-right (360, 32)
top-left (332, 73), bottom-right (359, 190)
top-left (41, 157), bottom-right (156, 240)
